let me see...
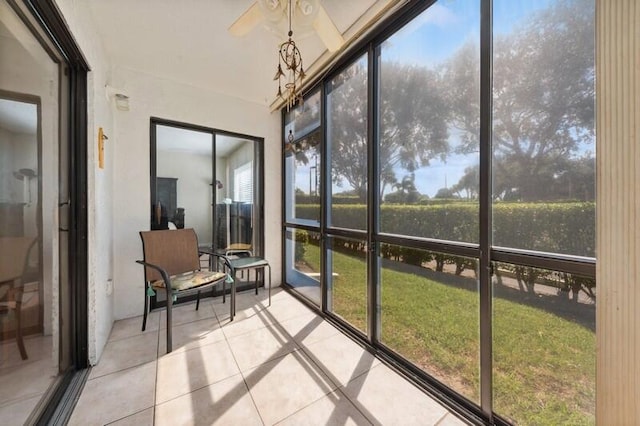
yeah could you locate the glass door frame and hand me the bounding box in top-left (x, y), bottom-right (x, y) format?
top-left (6, 0), bottom-right (90, 423)
top-left (149, 117), bottom-right (265, 309)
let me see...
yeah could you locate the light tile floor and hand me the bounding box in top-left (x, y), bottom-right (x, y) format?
top-left (70, 288), bottom-right (469, 425)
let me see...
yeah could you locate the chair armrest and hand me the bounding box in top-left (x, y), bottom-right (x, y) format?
top-left (136, 260), bottom-right (173, 292)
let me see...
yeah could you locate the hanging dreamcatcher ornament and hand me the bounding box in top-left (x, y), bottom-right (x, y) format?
top-left (273, 0), bottom-right (306, 110)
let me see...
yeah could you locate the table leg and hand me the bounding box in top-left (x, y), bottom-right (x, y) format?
top-left (231, 270), bottom-right (237, 320)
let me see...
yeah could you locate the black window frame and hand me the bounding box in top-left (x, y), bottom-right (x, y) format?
top-left (281, 1), bottom-right (596, 424)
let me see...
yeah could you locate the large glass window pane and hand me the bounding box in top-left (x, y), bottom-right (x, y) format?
top-left (379, 0), bottom-right (480, 243)
top-left (155, 125), bottom-right (213, 242)
top-left (492, 1), bottom-right (595, 257)
top-left (380, 245), bottom-right (479, 403)
top-left (327, 56), bottom-right (368, 230)
top-left (492, 262), bottom-right (595, 424)
top-left (285, 227), bottom-right (321, 306)
top-left (284, 131), bottom-right (320, 225)
top-left (327, 236), bottom-right (367, 334)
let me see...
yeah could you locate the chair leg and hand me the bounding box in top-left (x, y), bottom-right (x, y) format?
top-left (268, 264), bottom-right (272, 307)
top-left (15, 299), bottom-right (27, 360)
top-left (255, 268), bottom-right (259, 295)
top-left (230, 271), bottom-right (237, 321)
top-left (196, 290), bottom-right (201, 311)
top-left (222, 278), bottom-right (226, 304)
top-left (166, 291), bottom-right (173, 353)
top-left (142, 284), bottom-right (149, 332)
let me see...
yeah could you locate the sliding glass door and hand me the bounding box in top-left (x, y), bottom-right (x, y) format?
top-left (150, 119), bottom-right (264, 308)
top-left (0, 0), bottom-right (88, 422)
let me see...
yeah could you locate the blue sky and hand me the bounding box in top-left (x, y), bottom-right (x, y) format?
top-left (294, 0), bottom-right (578, 198)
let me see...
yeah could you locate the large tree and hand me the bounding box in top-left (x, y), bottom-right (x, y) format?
top-left (446, 0), bottom-right (595, 201)
top-left (451, 165), bottom-right (479, 200)
top-left (328, 61), bottom-right (451, 201)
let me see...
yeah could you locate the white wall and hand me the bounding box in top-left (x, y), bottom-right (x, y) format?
top-left (157, 150), bottom-right (213, 243)
top-left (0, 128), bottom-right (35, 205)
top-left (0, 128), bottom-right (14, 201)
top-left (55, 0), bottom-right (115, 365)
top-left (111, 65), bottom-right (281, 320)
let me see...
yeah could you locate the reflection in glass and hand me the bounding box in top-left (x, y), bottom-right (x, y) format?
top-left (492, 0), bottom-right (595, 256)
top-left (327, 236), bottom-right (367, 334)
top-left (1, 1), bottom-right (61, 419)
top-left (284, 90), bottom-right (321, 141)
top-left (379, 245), bottom-right (479, 403)
top-left (379, 0), bottom-right (480, 243)
top-left (0, 100), bottom-right (51, 416)
top-left (284, 131), bottom-right (320, 225)
top-left (327, 55), bottom-right (368, 230)
top-left (214, 135), bottom-right (257, 256)
top-left (492, 262), bottom-right (595, 424)
top-left (285, 228), bottom-right (320, 306)
top-left (155, 125), bottom-right (214, 243)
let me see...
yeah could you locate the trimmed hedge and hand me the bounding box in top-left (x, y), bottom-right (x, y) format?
top-left (295, 195), bottom-right (360, 205)
top-left (295, 202), bottom-right (595, 258)
top-left (293, 201), bottom-right (595, 300)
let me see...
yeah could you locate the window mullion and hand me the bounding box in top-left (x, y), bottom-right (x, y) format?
top-left (479, 0), bottom-right (494, 419)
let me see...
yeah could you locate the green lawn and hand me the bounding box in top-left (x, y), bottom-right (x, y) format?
top-left (301, 244), bottom-right (595, 425)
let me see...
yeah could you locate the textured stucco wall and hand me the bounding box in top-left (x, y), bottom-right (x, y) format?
top-left (55, 0), bottom-right (115, 365)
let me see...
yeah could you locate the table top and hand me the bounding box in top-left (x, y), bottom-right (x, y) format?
top-left (227, 256), bottom-right (269, 269)
top-left (198, 246), bottom-right (268, 270)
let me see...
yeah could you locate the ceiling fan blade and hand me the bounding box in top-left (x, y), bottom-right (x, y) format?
top-left (229, 2), bottom-right (264, 37)
top-left (312, 4), bottom-right (344, 52)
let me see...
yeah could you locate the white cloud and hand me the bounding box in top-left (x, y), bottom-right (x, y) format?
top-left (417, 3), bottom-right (459, 28)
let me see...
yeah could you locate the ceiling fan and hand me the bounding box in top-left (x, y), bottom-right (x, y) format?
top-left (229, 0), bottom-right (345, 52)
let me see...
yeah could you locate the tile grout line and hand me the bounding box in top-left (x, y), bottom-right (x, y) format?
top-left (154, 372), bottom-right (246, 408)
top-left (221, 302), bottom-right (268, 426)
top-left (294, 338), bottom-right (379, 426)
top-left (268, 348), bottom-right (341, 424)
top-left (88, 332), bottom-right (160, 381)
top-left (106, 311), bottom-right (161, 343)
top-left (229, 289), bottom-right (334, 425)
top-left (148, 299), bottom-right (237, 408)
top-left (298, 342), bottom-right (381, 390)
top-left (104, 407), bottom-right (154, 425)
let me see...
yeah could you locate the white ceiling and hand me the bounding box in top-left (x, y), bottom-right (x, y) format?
top-left (85, 0), bottom-right (393, 106)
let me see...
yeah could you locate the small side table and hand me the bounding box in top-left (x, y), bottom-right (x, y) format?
top-left (199, 245), bottom-right (271, 321)
top-left (226, 256), bottom-right (271, 319)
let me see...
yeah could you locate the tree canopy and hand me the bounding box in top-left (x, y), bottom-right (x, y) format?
top-left (320, 0), bottom-right (594, 203)
top-left (328, 60), bottom-right (450, 201)
top-left (447, 0), bottom-right (595, 201)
